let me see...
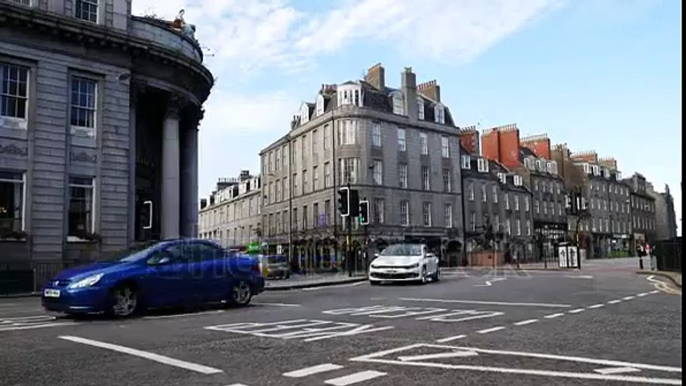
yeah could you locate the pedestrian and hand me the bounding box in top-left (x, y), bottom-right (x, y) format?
top-left (512, 249), bottom-right (520, 270)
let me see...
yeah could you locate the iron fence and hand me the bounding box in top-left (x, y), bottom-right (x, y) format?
top-left (0, 260), bottom-right (90, 295)
top-left (654, 238), bottom-right (682, 272)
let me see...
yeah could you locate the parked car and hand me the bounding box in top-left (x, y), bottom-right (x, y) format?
top-left (258, 254), bottom-right (291, 279)
top-left (368, 243), bottom-right (440, 285)
top-left (41, 239), bottom-right (265, 317)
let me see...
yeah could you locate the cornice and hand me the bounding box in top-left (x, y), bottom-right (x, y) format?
top-left (0, 3), bottom-right (214, 100)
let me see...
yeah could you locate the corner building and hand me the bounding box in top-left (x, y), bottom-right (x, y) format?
top-left (259, 64), bottom-right (465, 270)
top-left (0, 1), bottom-right (213, 264)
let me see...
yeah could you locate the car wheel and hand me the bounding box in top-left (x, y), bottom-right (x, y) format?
top-left (229, 280), bottom-right (253, 307)
top-left (433, 267), bottom-right (441, 282)
top-left (420, 266), bottom-right (428, 284)
top-left (369, 280), bottom-right (381, 286)
top-left (110, 283), bottom-right (139, 317)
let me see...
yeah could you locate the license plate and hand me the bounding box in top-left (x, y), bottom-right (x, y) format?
top-left (385, 270), bottom-right (397, 273)
top-left (44, 289), bottom-right (60, 298)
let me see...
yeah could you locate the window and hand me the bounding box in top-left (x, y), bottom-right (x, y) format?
top-left (493, 186), bottom-right (498, 203)
top-left (477, 159), bottom-right (489, 173)
top-left (461, 155), bottom-right (471, 169)
top-left (444, 204), bottom-right (453, 228)
top-left (442, 169), bottom-right (451, 193)
top-left (398, 164), bottom-right (408, 188)
top-left (70, 77), bottom-right (97, 137)
top-left (293, 173), bottom-right (298, 196)
top-left (504, 193), bottom-right (510, 210)
top-left (470, 213), bottom-right (476, 231)
top-left (374, 198), bottom-right (385, 224)
top-left (397, 128), bottom-right (406, 151)
top-left (323, 125), bottom-right (331, 151)
top-left (337, 120), bottom-right (357, 145)
top-left (400, 201), bottom-right (409, 226)
top-left (68, 177), bottom-right (94, 239)
top-left (1, 63), bottom-right (29, 125)
top-left (417, 98), bottom-right (425, 120)
top-left (313, 166), bottom-right (319, 191)
top-left (324, 162), bottom-right (331, 188)
top-left (301, 134), bottom-right (307, 162)
top-left (300, 103), bottom-right (309, 124)
top-left (516, 219), bottom-right (521, 236)
top-left (371, 122), bottom-right (381, 147)
top-left (468, 182), bottom-right (474, 200)
top-left (494, 215), bottom-right (500, 230)
top-left (420, 132), bottom-right (428, 155)
top-left (0, 171), bottom-right (24, 233)
top-left (313, 203), bottom-right (319, 228)
top-left (481, 185), bottom-right (487, 202)
top-left (324, 201), bottom-right (331, 226)
top-left (282, 178), bottom-right (288, 199)
top-left (441, 136), bottom-right (450, 158)
top-left (392, 92), bottom-right (403, 115)
top-left (525, 196), bottom-right (530, 211)
top-left (526, 220), bottom-right (531, 235)
top-left (311, 129), bottom-right (318, 159)
top-left (422, 202), bottom-right (432, 227)
top-left (514, 195), bottom-right (519, 210)
top-left (422, 166), bottom-right (430, 190)
top-left (302, 170), bottom-right (308, 194)
top-left (315, 94), bottom-right (325, 116)
top-left (282, 145), bottom-right (288, 167)
top-left (339, 158), bottom-right (359, 184)
top-left (434, 104), bottom-right (445, 124)
top-left (302, 206), bottom-right (308, 229)
top-left (505, 219), bottom-right (511, 235)
top-left (275, 180), bottom-right (281, 202)
top-left (514, 175), bottom-right (523, 186)
top-left (75, 0), bottom-right (98, 22)
top-left (372, 160), bottom-right (383, 185)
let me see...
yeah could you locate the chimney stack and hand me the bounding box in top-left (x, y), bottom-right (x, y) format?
top-left (520, 133), bottom-right (551, 160)
top-left (459, 126), bottom-right (480, 155)
top-left (417, 79), bottom-right (441, 103)
top-left (401, 67), bottom-right (418, 122)
top-left (365, 63), bottom-right (385, 91)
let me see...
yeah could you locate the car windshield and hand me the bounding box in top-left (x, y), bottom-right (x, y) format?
top-left (103, 241), bottom-right (161, 263)
top-left (379, 244), bottom-right (423, 256)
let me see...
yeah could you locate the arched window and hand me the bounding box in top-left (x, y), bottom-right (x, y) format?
top-left (315, 94), bottom-right (325, 116)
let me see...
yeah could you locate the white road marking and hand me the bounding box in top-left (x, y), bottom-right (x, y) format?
top-left (623, 296), bottom-right (635, 301)
top-left (252, 302), bottom-right (301, 308)
top-left (566, 275), bottom-right (594, 279)
top-left (143, 310), bottom-right (224, 319)
top-left (226, 384), bottom-right (249, 386)
top-left (475, 278), bottom-right (507, 287)
top-left (1, 315), bottom-right (56, 322)
top-left (637, 292), bottom-right (649, 297)
top-left (568, 309), bottom-right (585, 314)
top-left (302, 282), bottom-right (365, 291)
top-left (350, 343), bottom-right (682, 384)
top-left (399, 351), bottom-right (478, 361)
top-left (595, 367), bottom-right (641, 375)
top-left (514, 319), bottom-right (539, 326)
top-left (417, 310), bottom-right (504, 323)
top-left (436, 334), bottom-right (467, 343)
top-left (477, 326), bottom-right (505, 334)
top-left (0, 322), bottom-right (76, 332)
top-left (650, 290), bottom-right (660, 294)
top-left (607, 300), bottom-right (622, 304)
top-left (588, 304), bottom-right (605, 309)
top-left (283, 363), bottom-right (344, 378)
top-left (58, 336), bottom-right (223, 374)
top-left (324, 370), bottom-right (386, 385)
top-left (400, 297), bottom-right (571, 308)
top-left (544, 313), bottom-right (564, 319)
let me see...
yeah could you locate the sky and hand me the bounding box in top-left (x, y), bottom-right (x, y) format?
top-left (131, 0), bottom-right (682, 235)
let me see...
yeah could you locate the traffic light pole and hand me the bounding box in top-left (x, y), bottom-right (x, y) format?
top-left (347, 181), bottom-right (353, 277)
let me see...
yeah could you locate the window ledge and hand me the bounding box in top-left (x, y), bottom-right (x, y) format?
top-left (0, 116), bottom-right (27, 130)
top-left (67, 236), bottom-right (97, 243)
top-left (70, 126), bottom-right (96, 138)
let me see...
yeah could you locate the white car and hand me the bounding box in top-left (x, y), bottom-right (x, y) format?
top-left (368, 243), bottom-right (440, 285)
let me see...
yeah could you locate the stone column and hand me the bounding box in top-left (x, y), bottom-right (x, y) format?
top-left (128, 80), bottom-right (145, 244)
top-left (186, 115), bottom-right (200, 237)
top-left (161, 95), bottom-right (183, 239)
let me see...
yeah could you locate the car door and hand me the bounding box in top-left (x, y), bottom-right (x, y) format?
top-left (195, 241), bottom-right (227, 302)
top-left (144, 245), bottom-right (190, 308)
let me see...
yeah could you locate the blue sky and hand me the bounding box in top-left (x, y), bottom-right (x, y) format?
top-left (133, 0), bottom-right (681, 234)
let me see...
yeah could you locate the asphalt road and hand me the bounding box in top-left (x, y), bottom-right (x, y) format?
top-left (0, 258), bottom-right (681, 386)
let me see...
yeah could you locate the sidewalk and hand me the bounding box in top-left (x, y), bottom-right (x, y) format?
top-left (635, 270), bottom-right (682, 288)
top-left (264, 272), bottom-right (367, 291)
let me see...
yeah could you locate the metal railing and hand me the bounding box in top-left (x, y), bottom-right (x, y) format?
top-left (654, 238), bottom-right (682, 272)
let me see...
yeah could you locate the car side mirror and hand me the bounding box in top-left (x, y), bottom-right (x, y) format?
top-left (148, 254), bottom-right (171, 266)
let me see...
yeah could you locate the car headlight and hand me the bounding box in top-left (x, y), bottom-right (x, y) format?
top-left (68, 273), bottom-right (104, 289)
top-left (409, 263), bottom-right (420, 269)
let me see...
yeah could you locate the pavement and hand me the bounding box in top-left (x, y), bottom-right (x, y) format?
top-left (0, 257), bottom-right (681, 386)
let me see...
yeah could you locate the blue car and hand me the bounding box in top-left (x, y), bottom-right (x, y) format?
top-left (41, 239), bottom-right (265, 317)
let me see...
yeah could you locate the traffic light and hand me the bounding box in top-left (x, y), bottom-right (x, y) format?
top-left (359, 200), bottom-right (370, 225)
top-left (338, 187), bottom-right (350, 217)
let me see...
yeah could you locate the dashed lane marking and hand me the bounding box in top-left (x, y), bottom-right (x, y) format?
top-left (58, 336), bottom-right (223, 374)
top-left (594, 367), bottom-right (642, 375)
top-left (514, 319), bottom-right (539, 326)
top-left (324, 370), bottom-right (387, 386)
top-left (283, 363), bottom-right (344, 378)
top-left (568, 309), bottom-right (585, 314)
top-left (477, 326), bottom-right (506, 334)
top-left (608, 300), bottom-right (622, 304)
top-left (143, 310), bottom-right (225, 319)
top-left (435, 334), bottom-right (467, 343)
top-left (252, 302), bottom-right (301, 307)
top-left (400, 297), bottom-right (572, 308)
top-left (588, 304), bottom-right (605, 309)
top-left (544, 313), bottom-right (565, 319)
top-left (622, 296), bottom-right (635, 301)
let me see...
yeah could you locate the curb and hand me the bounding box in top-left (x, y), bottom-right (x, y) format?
top-left (264, 277), bottom-right (367, 291)
top-left (636, 270), bottom-right (682, 288)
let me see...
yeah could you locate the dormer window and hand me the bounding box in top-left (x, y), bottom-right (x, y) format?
top-left (315, 94), bottom-right (325, 116)
top-left (391, 91), bottom-right (403, 115)
top-left (434, 103), bottom-right (445, 124)
top-left (583, 163), bottom-right (591, 174)
top-left (524, 157), bottom-right (535, 170)
top-left (592, 165), bottom-right (600, 176)
top-left (337, 84), bottom-right (363, 107)
top-left (497, 173), bottom-right (507, 184)
top-left (461, 155), bottom-right (471, 169)
top-left (536, 159), bottom-right (546, 172)
top-left (514, 175), bottom-right (523, 186)
top-left (616, 171), bottom-right (622, 180)
top-left (547, 161), bottom-right (558, 175)
top-left (477, 158), bottom-right (489, 173)
top-left (417, 97), bottom-right (425, 120)
top-left (603, 168), bottom-right (610, 178)
top-left (299, 103), bottom-right (309, 125)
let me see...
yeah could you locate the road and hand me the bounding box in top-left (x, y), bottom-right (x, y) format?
top-left (0, 258), bottom-right (681, 386)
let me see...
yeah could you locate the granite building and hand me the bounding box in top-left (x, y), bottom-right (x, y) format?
top-left (623, 173), bottom-right (657, 249)
top-left (258, 64), bottom-right (465, 269)
top-left (198, 171), bottom-right (262, 248)
top-left (0, 1), bottom-right (213, 262)
top-left (648, 183), bottom-right (678, 241)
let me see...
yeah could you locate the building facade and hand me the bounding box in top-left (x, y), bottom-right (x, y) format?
top-left (198, 171), bottom-right (262, 248)
top-left (481, 127), bottom-right (566, 259)
top-left (648, 183), bottom-right (678, 241)
top-left (623, 173), bottom-right (657, 250)
top-left (259, 64), bottom-right (466, 270)
top-left (0, 1), bottom-right (212, 262)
